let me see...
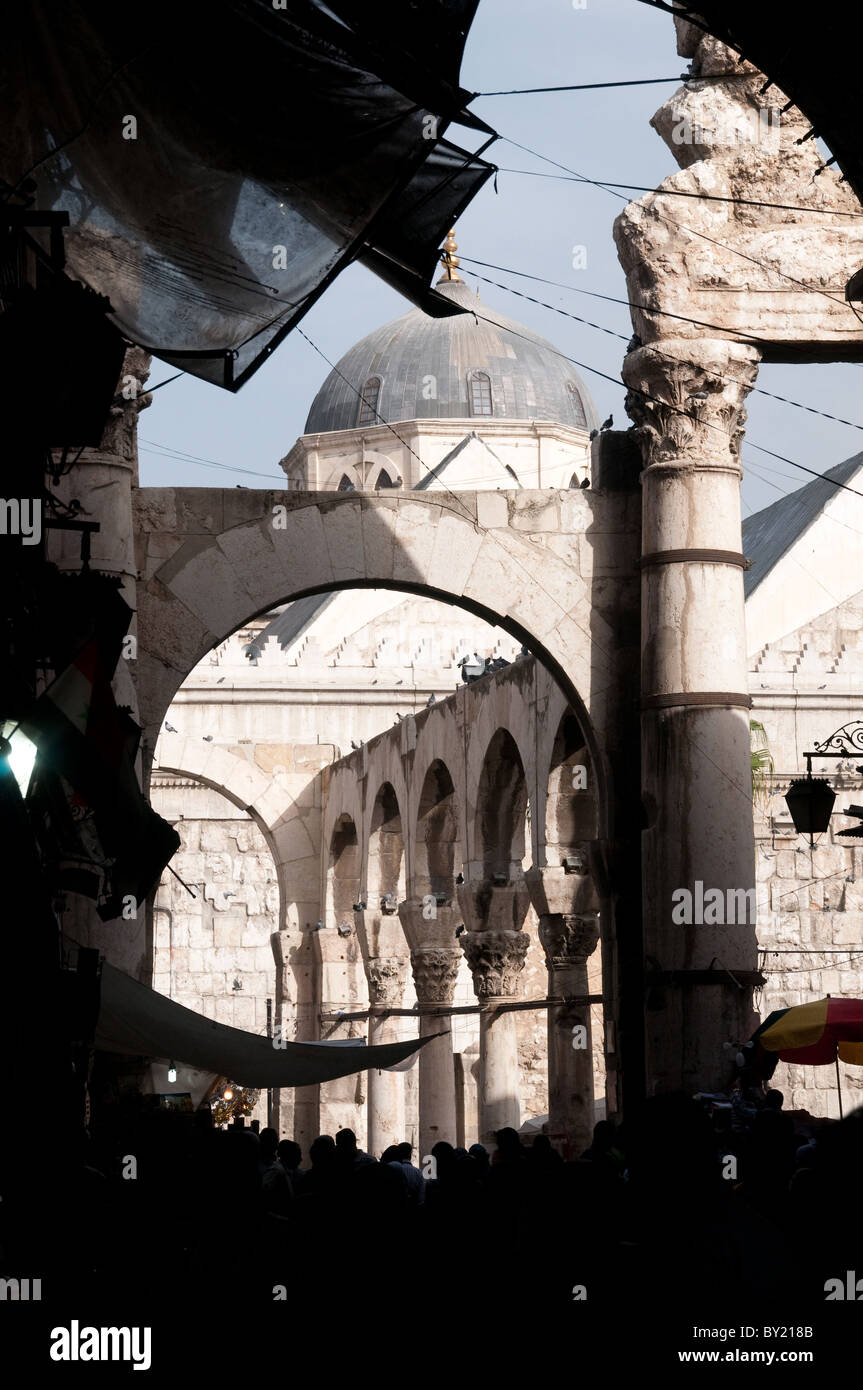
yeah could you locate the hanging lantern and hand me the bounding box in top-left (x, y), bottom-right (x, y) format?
top-left (784, 776), bottom-right (835, 836)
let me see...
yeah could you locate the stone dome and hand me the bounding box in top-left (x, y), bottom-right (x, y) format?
top-left (303, 277), bottom-right (600, 434)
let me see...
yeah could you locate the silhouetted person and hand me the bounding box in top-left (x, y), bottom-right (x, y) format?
top-left (335, 1127), bottom-right (375, 1170)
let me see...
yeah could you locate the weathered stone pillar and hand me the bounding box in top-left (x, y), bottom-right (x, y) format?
top-left (542, 915), bottom-right (599, 1151)
top-left (526, 860), bottom-right (601, 1153)
top-left (409, 945), bottom-right (461, 1153)
top-left (461, 929), bottom-right (529, 1141)
top-left (457, 879), bottom-right (531, 1141)
top-left (366, 956), bottom-right (408, 1156)
top-left (623, 338), bottom-right (761, 1090)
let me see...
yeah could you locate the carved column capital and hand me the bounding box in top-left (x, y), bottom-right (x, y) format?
top-left (462, 929), bottom-right (529, 999)
top-left (367, 956), bottom-right (408, 1007)
top-left (539, 913), bottom-right (600, 971)
top-left (622, 339), bottom-right (759, 469)
top-left (410, 947), bottom-right (461, 1004)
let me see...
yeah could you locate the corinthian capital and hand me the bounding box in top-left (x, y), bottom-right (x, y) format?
top-left (539, 913), bottom-right (599, 970)
top-left (462, 929), bottom-right (529, 999)
top-left (410, 947), bottom-right (461, 1004)
top-left (622, 339), bottom-right (759, 468)
top-left (367, 957), bottom-right (408, 1007)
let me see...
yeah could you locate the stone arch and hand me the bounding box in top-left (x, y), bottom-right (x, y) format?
top-left (327, 812), bottom-right (360, 932)
top-left (134, 493), bottom-right (611, 823)
top-left (374, 467), bottom-right (400, 490)
top-left (474, 728), bottom-right (529, 881)
top-left (153, 733), bottom-right (292, 928)
top-left (544, 709), bottom-right (598, 869)
top-left (366, 781), bottom-right (404, 913)
top-left (414, 758), bottom-right (461, 901)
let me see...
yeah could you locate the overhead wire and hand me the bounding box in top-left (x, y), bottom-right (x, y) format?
top-left (460, 257), bottom-right (863, 434)
top-left (491, 167), bottom-right (863, 218)
top-left (494, 132), bottom-right (863, 329)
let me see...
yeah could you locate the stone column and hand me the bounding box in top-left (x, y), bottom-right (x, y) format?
top-left (409, 945), bottom-right (461, 1154)
top-left (460, 924), bottom-right (529, 1142)
top-left (526, 861), bottom-right (601, 1152)
top-left (540, 914), bottom-right (599, 1154)
top-left (623, 338), bottom-right (761, 1090)
top-left (366, 956), bottom-right (408, 1156)
top-left (457, 881), bottom-right (531, 1141)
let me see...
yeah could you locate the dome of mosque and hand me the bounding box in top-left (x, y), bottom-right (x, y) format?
top-left (304, 235), bottom-right (599, 435)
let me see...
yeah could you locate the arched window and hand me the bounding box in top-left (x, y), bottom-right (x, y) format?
top-left (357, 376), bottom-right (381, 426)
top-left (337, 474), bottom-right (356, 492)
top-left (468, 370), bottom-right (493, 416)
top-left (567, 381), bottom-right (587, 428)
top-left (375, 468), bottom-right (401, 489)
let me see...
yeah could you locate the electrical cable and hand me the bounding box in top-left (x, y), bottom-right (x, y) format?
top-left (492, 167), bottom-right (863, 217)
top-left (495, 132), bottom-right (863, 328)
top-left (460, 257), bottom-right (863, 435)
top-left (475, 76), bottom-right (687, 96)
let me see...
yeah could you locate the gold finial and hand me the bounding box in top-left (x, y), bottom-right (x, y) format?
top-left (440, 228), bottom-right (462, 282)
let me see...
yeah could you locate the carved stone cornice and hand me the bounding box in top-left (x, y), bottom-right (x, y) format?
top-left (367, 956), bottom-right (408, 1007)
top-left (462, 929), bottom-right (529, 999)
top-left (539, 913), bottom-right (600, 971)
top-left (410, 947), bottom-right (461, 1003)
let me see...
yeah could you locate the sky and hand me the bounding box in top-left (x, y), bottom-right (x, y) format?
top-left (141, 0), bottom-right (863, 521)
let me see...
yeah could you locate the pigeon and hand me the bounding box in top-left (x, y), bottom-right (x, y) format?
top-left (455, 924), bottom-right (466, 937)
top-left (165, 722), bottom-right (177, 732)
top-left (456, 872), bottom-right (464, 885)
top-left (600, 414), bottom-right (613, 431)
top-left (580, 477), bottom-right (590, 490)
top-left (202, 735), bottom-right (213, 741)
top-left (689, 391), bottom-right (709, 401)
top-left (394, 714), bottom-right (402, 724)
top-left (216, 677), bottom-right (225, 684)
top-left (351, 740), bottom-right (360, 750)
top-left (426, 694), bottom-right (436, 707)
top-left (589, 428), bottom-right (599, 442)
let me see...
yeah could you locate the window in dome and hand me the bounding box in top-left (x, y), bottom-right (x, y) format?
top-left (357, 376), bottom-right (382, 426)
top-left (338, 474), bottom-right (356, 492)
top-left (375, 468), bottom-right (401, 490)
top-left (468, 370), bottom-right (493, 416)
top-left (567, 381), bottom-right (587, 428)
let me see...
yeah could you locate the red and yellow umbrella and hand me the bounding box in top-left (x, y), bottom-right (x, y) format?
top-left (753, 997), bottom-right (863, 1115)
top-left (756, 997), bottom-right (863, 1064)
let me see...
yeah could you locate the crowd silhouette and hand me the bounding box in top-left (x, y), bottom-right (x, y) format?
top-left (10, 1087), bottom-right (863, 1318)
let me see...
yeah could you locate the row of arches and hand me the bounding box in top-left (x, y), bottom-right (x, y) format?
top-left (316, 663), bottom-right (606, 1153)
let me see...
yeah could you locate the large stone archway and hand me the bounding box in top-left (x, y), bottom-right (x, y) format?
top-left (133, 487), bottom-right (635, 816)
top-left (133, 482), bottom-right (642, 1121)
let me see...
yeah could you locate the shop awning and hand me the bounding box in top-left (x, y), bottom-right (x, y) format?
top-left (3, 0), bottom-right (496, 389)
top-left (95, 962), bottom-right (432, 1087)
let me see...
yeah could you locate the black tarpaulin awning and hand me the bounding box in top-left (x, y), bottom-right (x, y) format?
top-left (2, 0), bottom-right (495, 389)
top-left (95, 962), bottom-right (432, 1087)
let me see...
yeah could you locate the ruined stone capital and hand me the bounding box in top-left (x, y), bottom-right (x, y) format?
top-left (539, 912), bottom-right (600, 971)
top-left (525, 860), bottom-right (601, 920)
top-left (622, 339), bottom-right (760, 470)
top-left (456, 878), bottom-right (531, 935)
top-left (462, 929), bottom-right (529, 999)
top-left (366, 956), bottom-right (408, 1007)
top-left (410, 946), bottom-right (461, 1004)
top-left (398, 898), bottom-right (463, 954)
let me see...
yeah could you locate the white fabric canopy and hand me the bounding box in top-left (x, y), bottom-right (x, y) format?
top-left (95, 962), bottom-right (432, 1087)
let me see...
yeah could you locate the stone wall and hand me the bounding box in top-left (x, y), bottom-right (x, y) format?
top-left (151, 776), bottom-right (279, 1126)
